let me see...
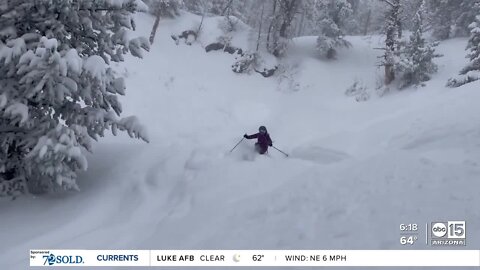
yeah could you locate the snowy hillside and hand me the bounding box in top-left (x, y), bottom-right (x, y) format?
top-left (2, 11), bottom-right (480, 269)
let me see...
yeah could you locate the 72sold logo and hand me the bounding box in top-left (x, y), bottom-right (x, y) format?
top-left (42, 254), bottom-right (84, 265)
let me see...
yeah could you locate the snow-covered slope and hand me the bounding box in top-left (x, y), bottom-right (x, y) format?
top-left (1, 12), bottom-right (480, 269)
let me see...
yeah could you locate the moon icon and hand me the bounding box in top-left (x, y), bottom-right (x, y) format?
top-left (233, 253), bottom-right (241, 262)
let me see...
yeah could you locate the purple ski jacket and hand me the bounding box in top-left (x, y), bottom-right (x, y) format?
top-left (245, 132), bottom-right (273, 151)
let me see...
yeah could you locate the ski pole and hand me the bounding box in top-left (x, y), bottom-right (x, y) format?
top-left (272, 146), bottom-right (289, 157)
top-left (229, 138), bottom-right (245, 153)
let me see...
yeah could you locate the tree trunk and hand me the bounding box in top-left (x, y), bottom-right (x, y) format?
top-left (149, 12), bottom-right (161, 44)
top-left (383, 0), bottom-right (401, 85)
top-left (363, 9), bottom-right (371, 35)
top-left (385, 63), bottom-right (395, 85)
top-left (266, 0), bottom-right (277, 52)
top-left (196, 12), bottom-right (205, 35)
top-left (278, 0), bottom-right (297, 39)
top-left (221, 0), bottom-right (234, 16)
top-left (296, 7), bottom-right (306, 37)
top-left (273, 0), bottom-right (298, 57)
top-left (397, 20), bottom-right (402, 39)
top-left (256, 3), bottom-right (265, 52)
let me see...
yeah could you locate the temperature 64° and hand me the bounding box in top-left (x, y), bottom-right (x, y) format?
top-left (400, 236), bottom-right (418, 245)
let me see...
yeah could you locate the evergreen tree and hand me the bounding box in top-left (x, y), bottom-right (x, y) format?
top-left (182, 0), bottom-right (205, 15)
top-left (0, 0), bottom-right (149, 194)
top-left (397, 0), bottom-right (440, 88)
top-left (382, 0), bottom-right (402, 85)
top-left (267, 0), bottom-right (301, 57)
top-left (427, 0), bottom-right (454, 40)
top-left (447, 9), bottom-right (480, 87)
top-left (342, 0), bottom-right (384, 35)
top-left (451, 0), bottom-right (480, 37)
top-left (183, 0), bottom-right (225, 16)
top-left (145, 0), bottom-right (182, 18)
top-left (146, 0), bottom-right (183, 43)
top-left (427, 0), bottom-right (480, 40)
top-left (314, 0), bottom-right (353, 59)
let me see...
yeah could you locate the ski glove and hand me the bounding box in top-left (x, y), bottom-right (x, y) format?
top-left (269, 143), bottom-right (273, 147)
top-left (243, 134), bottom-right (248, 138)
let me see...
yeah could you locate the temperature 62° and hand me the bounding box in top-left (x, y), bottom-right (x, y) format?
top-left (253, 255), bottom-right (264, 261)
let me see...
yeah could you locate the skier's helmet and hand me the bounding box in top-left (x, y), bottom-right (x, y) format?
top-left (259, 126), bottom-right (267, 134)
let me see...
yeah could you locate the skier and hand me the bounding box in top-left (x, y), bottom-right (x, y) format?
top-left (244, 126), bottom-right (273, 155)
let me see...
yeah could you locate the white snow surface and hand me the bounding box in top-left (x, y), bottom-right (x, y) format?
top-left (0, 37), bottom-right (26, 65)
top-left (83, 56), bottom-right (107, 79)
top-left (2, 13), bottom-right (480, 270)
top-left (4, 103), bottom-right (29, 125)
top-left (65, 49), bottom-right (83, 75)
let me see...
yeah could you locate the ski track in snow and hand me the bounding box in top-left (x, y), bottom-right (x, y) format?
top-left (1, 13), bottom-right (480, 270)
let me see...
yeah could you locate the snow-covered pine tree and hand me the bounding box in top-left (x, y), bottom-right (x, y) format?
top-left (217, 0), bottom-right (247, 35)
top-left (427, 0), bottom-right (455, 40)
top-left (0, 0), bottom-right (150, 194)
top-left (207, 0), bottom-right (246, 17)
top-left (342, 0), bottom-right (375, 35)
top-left (182, 0), bottom-right (205, 15)
top-left (314, 0), bottom-right (353, 59)
top-left (396, 0), bottom-right (440, 88)
top-left (146, 0), bottom-right (183, 43)
top-left (203, 0), bottom-right (225, 15)
top-left (427, 0), bottom-right (480, 40)
top-left (145, 0), bottom-right (182, 18)
top-left (267, 0), bottom-right (300, 57)
top-left (447, 7), bottom-right (480, 87)
top-left (238, 0), bottom-right (274, 53)
top-left (453, 0), bottom-right (480, 37)
top-left (293, 0), bottom-right (384, 37)
top-left (381, 0), bottom-right (402, 85)
top-left (183, 0), bottom-right (222, 16)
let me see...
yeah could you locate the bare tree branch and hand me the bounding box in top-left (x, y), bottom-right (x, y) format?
top-left (380, 0), bottom-right (395, 7)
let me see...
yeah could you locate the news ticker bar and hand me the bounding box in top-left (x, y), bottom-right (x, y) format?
top-left (31, 250), bottom-right (480, 267)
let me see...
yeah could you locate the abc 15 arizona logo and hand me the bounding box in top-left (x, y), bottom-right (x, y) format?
top-left (430, 221), bottom-right (466, 246)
